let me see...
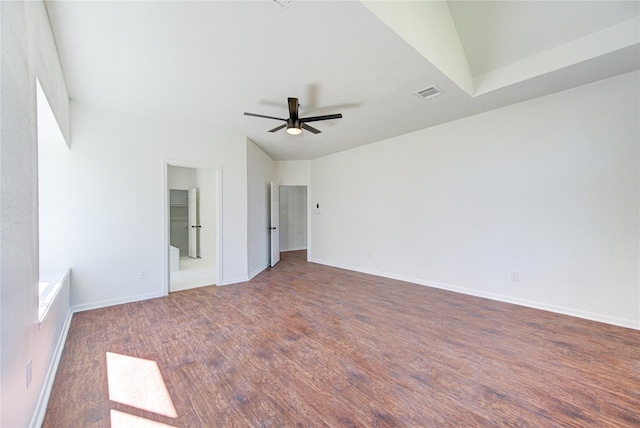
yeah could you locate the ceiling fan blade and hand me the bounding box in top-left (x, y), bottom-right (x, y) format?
top-left (300, 113), bottom-right (343, 123)
top-left (268, 124), bottom-right (287, 133)
top-left (301, 123), bottom-right (321, 134)
top-left (288, 98), bottom-right (299, 122)
top-left (301, 102), bottom-right (360, 116)
top-left (244, 112), bottom-right (286, 121)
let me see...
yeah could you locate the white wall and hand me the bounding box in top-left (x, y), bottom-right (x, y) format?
top-left (247, 140), bottom-right (275, 278)
top-left (0, 1), bottom-right (72, 427)
top-left (310, 71), bottom-right (640, 329)
top-left (25, 2), bottom-right (70, 142)
top-left (42, 100), bottom-right (248, 307)
top-left (280, 186), bottom-right (308, 251)
top-left (275, 160), bottom-right (311, 185)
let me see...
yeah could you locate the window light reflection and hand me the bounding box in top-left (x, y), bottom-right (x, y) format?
top-left (110, 409), bottom-right (176, 428)
top-left (106, 352), bottom-right (178, 419)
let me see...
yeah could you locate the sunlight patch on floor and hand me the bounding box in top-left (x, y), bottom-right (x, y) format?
top-left (106, 352), bottom-right (178, 419)
top-left (110, 410), bottom-right (176, 428)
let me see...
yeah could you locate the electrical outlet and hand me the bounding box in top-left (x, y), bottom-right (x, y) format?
top-left (511, 271), bottom-right (520, 282)
top-left (139, 269), bottom-right (147, 279)
top-left (26, 359), bottom-right (32, 388)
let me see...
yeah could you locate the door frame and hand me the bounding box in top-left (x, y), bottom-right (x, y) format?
top-left (162, 159), bottom-right (223, 295)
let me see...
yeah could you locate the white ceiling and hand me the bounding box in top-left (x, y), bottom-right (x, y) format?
top-left (45, 0), bottom-right (639, 160)
top-left (448, 1), bottom-right (639, 76)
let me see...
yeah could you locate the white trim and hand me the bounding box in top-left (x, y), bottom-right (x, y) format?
top-left (309, 257), bottom-right (640, 331)
top-left (162, 159), bottom-right (223, 295)
top-left (31, 288), bottom-right (164, 427)
top-left (248, 264), bottom-right (269, 281)
top-left (38, 267), bottom-right (71, 326)
top-left (217, 276), bottom-right (249, 286)
top-left (30, 307), bottom-right (73, 428)
top-left (71, 291), bottom-right (165, 314)
top-left (280, 247), bottom-right (308, 252)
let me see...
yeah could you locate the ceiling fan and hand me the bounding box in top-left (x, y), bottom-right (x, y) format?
top-left (244, 97), bottom-right (342, 135)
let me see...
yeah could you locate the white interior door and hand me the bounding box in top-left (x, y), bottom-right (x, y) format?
top-left (188, 187), bottom-right (199, 258)
top-left (270, 182), bottom-right (280, 267)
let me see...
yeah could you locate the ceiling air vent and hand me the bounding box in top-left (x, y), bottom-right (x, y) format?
top-left (415, 85), bottom-right (444, 100)
top-left (272, 0), bottom-right (295, 9)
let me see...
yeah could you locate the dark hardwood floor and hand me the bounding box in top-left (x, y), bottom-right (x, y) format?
top-left (43, 250), bottom-right (639, 427)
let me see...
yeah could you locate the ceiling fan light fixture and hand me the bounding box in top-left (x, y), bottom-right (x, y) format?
top-left (244, 97), bottom-right (342, 135)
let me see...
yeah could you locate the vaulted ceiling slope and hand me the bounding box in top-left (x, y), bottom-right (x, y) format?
top-left (45, 1), bottom-right (639, 160)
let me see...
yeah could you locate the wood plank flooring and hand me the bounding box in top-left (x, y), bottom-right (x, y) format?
top-left (43, 250), bottom-right (640, 427)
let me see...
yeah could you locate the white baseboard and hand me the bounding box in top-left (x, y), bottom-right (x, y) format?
top-left (281, 247), bottom-right (307, 252)
top-left (247, 264), bottom-right (269, 281)
top-left (30, 307), bottom-right (73, 428)
top-left (71, 291), bottom-right (165, 314)
top-left (31, 257), bottom-right (637, 428)
top-left (217, 275), bottom-right (250, 286)
top-left (217, 264), bottom-right (268, 286)
top-left (309, 258), bottom-right (640, 330)
top-left (29, 275), bottom-right (257, 427)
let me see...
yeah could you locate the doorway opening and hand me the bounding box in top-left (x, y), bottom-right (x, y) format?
top-left (278, 185), bottom-right (307, 255)
top-left (163, 161), bottom-right (222, 293)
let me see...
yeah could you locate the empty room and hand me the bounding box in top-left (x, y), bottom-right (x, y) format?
top-left (1, 1), bottom-right (639, 427)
